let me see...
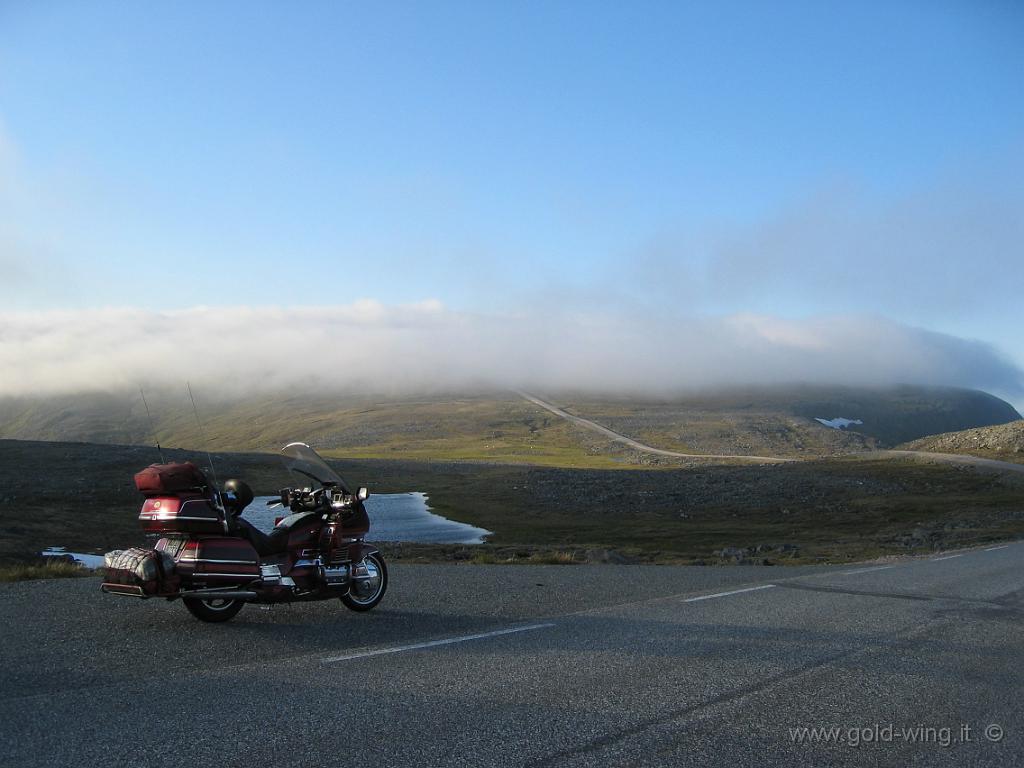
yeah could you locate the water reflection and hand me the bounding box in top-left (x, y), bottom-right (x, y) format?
top-left (248, 492), bottom-right (491, 544)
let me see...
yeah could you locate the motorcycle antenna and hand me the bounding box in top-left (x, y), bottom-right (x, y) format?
top-left (138, 387), bottom-right (166, 464)
top-left (186, 382), bottom-right (220, 492)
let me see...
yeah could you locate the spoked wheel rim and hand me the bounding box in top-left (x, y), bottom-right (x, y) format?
top-left (348, 555), bottom-right (385, 606)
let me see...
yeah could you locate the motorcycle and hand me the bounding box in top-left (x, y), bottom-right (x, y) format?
top-left (101, 442), bottom-right (387, 622)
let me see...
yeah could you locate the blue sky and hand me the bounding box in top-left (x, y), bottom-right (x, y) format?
top-left (1, 1), bottom-right (1023, 403)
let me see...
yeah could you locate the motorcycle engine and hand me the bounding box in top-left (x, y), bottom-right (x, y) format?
top-left (321, 563), bottom-right (350, 587)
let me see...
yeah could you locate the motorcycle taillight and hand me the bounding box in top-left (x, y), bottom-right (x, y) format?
top-left (141, 497), bottom-right (182, 518)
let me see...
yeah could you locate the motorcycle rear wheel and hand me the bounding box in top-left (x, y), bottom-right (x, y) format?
top-left (183, 597), bottom-right (245, 623)
top-left (341, 552), bottom-right (388, 612)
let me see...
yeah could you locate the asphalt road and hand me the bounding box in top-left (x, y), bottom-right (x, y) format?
top-left (2, 546), bottom-right (1023, 767)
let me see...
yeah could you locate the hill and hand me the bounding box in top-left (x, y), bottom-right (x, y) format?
top-left (555, 385), bottom-right (1021, 456)
top-left (0, 392), bottom-right (629, 468)
top-left (900, 419), bottom-right (1024, 464)
top-left (0, 385), bottom-right (1018, 467)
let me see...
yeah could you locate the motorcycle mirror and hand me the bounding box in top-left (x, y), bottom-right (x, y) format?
top-left (357, 487), bottom-right (370, 501)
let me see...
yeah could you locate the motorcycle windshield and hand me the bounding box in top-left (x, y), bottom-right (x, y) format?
top-left (281, 442), bottom-right (349, 491)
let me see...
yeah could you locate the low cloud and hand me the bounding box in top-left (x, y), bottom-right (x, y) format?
top-left (0, 302), bottom-right (1020, 400)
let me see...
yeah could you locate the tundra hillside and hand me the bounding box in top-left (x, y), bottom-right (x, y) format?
top-left (2, 438), bottom-right (1023, 568)
top-left (0, 385), bottom-right (1018, 466)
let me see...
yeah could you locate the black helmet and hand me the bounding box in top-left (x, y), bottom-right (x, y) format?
top-left (222, 478), bottom-right (254, 513)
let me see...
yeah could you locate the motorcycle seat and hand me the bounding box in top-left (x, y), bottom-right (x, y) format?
top-left (274, 511), bottom-right (319, 531)
top-left (233, 517), bottom-right (289, 557)
top-left (233, 512), bottom-right (320, 557)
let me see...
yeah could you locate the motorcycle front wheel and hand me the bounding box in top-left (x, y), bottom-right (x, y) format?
top-left (341, 552), bottom-right (388, 612)
top-left (183, 597), bottom-right (245, 623)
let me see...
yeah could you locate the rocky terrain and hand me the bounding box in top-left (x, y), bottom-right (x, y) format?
top-left (900, 419), bottom-right (1024, 464)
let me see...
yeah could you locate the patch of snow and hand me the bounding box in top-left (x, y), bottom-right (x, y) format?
top-left (815, 417), bottom-right (864, 430)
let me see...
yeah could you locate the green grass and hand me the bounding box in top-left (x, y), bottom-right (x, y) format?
top-left (323, 446), bottom-right (637, 469)
top-left (0, 560), bottom-right (96, 582)
top-left (469, 550), bottom-right (583, 565)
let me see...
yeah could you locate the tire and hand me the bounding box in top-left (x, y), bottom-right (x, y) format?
top-left (341, 552), bottom-right (388, 612)
top-left (183, 597), bottom-right (245, 623)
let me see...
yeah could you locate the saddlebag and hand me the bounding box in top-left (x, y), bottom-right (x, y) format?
top-left (134, 462), bottom-right (209, 496)
top-left (103, 547), bottom-right (178, 595)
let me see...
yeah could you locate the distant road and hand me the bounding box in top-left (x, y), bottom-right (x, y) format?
top-left (3, 545), bottom-right (1022, 766)
top-left (517, 391), bottom-right (795, 463)
top-left (878, 449), bottom-right (1024, 474)
top-left (519, 391), bottom-right (1024, 474)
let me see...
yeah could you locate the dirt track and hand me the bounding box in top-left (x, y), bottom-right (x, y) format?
top-left (519, 391), bottom-right (1024, 474)
top-left (517, 392), bottom-right (795, 463)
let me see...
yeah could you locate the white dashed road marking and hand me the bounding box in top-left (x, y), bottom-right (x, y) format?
top-left (322, 623), bottom-right (556, 663)
top-left (840, 565), bottom-right (896, 576)
top-left (682, 584), bottom-right (777, 603)
top-left (323, 544), bottom-right (1017, 666)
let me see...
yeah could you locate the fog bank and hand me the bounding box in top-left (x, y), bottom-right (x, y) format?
top-left (1, 302), bottom-right (1020, 400)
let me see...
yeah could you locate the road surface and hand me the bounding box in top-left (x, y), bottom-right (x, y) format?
top-left (879, 449), bottom-right (1024, 475)
top-left (2, 543), bottom-right (1022, 766)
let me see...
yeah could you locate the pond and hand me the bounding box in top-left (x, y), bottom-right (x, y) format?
top-left (246, 492), bottom-right (491, 544)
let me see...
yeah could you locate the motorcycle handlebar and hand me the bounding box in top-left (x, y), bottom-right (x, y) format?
top-left (270, 486), bottom-right (360, 514)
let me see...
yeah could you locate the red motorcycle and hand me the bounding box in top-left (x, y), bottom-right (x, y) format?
top-left (102, 442), bottom-right (388, 622)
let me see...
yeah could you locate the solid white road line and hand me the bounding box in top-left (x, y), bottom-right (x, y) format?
top-left (931, 554), bottom-right (964, 561)
top-left (322, 623), bottom-right (556, 663)
top-left (985, 545), bottom-right (1009, 552)
top-left (840, 565), bottom-right (896, 576)
top-left (682, 584), bottom-right (776, 603)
